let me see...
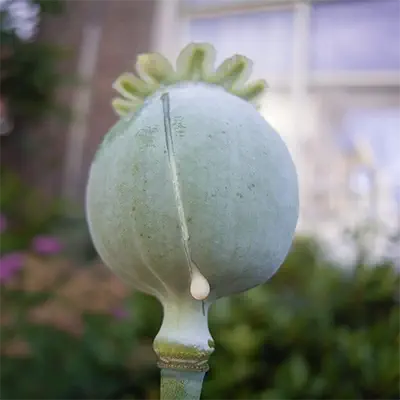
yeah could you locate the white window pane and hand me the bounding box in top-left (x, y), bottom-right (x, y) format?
top-left (348, 168), bottom-right (372, 196)
top-left (327, 105), bottom-right (400, 238)
top-left (310, 0), bottom-right (400, 71)
top-left (340, 108), bottom-right (400, 187)
top-left (185, 0), bottom-right (254, 5)
top-left (187, 10), bottom-right (294, 76)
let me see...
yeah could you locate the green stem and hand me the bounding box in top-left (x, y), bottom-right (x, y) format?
top-left (160, 368), bottom-right (206, 400)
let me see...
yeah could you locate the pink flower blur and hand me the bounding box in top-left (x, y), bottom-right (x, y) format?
top-left (31, 235), bottom-right (63, 255)
top-left (0, 252), bottom-right (24, 283)
top-left (112, 307), bottom-right (129, 320)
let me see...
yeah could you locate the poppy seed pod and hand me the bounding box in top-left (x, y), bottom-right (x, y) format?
top-left (85, 43), bottom-right (299, 399)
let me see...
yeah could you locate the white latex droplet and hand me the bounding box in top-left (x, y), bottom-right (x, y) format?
top-left (190, 270), bottom-right (210, 300)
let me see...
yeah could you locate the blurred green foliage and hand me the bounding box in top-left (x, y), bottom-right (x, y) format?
top-left (0, 0), bottom-right (69, 123)
top-left (205, 240), bottom-right (399, 399)
top-left (0, 167), bottom-right (96, 261)
top-left (32, 0), bottom-right (65, 14)
top-left (1, 237), bottom-right (399, 399)
top-left (0, 169), bottom-right (65, 254)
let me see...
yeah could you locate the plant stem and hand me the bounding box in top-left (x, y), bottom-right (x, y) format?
top-left (160, 368), bottom-right (206, 400)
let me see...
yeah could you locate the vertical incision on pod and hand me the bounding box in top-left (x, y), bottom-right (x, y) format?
top-left (161, 92), bottom-right (210, 301)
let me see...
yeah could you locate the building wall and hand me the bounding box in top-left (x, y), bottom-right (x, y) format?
top-left (39, 0), bottom-right (89, 198)
top-left (6, 0), bottom-right (157, 201)
top-left (79, 0), bottom-right (157, 200)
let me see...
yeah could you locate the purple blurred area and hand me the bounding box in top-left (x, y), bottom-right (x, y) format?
top-left (0, 252), bottom-right (24, 283)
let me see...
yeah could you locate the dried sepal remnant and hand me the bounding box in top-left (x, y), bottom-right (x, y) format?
top-left (111, 42), bottom-right (267, 117)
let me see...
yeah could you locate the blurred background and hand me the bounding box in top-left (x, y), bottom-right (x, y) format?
top-left (0, 0), bottom-right (399, 399)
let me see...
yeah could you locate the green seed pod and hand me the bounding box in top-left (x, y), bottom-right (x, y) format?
top-left (85, 43), bottom-right (299, 399)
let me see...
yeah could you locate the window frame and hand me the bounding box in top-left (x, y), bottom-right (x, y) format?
top-left (157, 0), bottom-right (400, 87)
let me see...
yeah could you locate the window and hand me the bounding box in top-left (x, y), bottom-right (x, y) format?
top-left (184, 0), bottom-right (254, 6)
top-left (185, 10), bottom-right (295, 76)
top-left (341, 108), bottom-right (400, 177)
top-left (309, 0), bottom-right (400, 72)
